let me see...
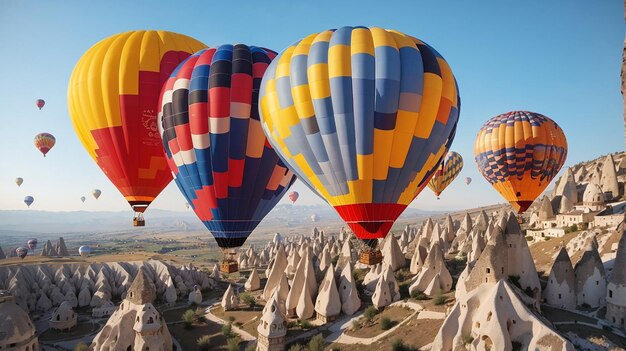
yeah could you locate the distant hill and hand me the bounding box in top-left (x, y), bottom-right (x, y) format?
top-left (0, 204), bottom-right (442, 235)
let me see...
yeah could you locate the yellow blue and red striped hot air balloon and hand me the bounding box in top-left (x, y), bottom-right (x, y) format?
top-left (34, 132), bottom-right (55, 157)
top-left (259, 26), bottom-right (460, 263)
top-left (159, 45), bottom-right (296, 271)
top-left (428, 151), bottom-right (463, 199)
top-left (68, 30), bottom-right (206, 226)
top-left (474, 111), bottom-right (567, 213)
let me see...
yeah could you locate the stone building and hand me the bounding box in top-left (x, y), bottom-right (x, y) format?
top-left (256, 298), bottom-right (286, 351)
top-left (0, 290), bottom-right (39, 351)
top-left (574, 244), bottom-right (607, 308)
top-left (543, 248), bottom-right (576, 309)
top-left (48, 301), bottom-right (77, 331)
top-left (606, 223), bottom-right (626, 330)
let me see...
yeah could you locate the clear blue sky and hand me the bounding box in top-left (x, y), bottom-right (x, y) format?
top-left (0, 0), bottom-right (623, 214)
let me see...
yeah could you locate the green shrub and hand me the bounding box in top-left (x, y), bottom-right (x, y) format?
top-left (197, 335), bottom-right (211, 351)
top-left (288, 344), bottom-right (305, 351)
top-left (391, 338), bottom-right (420, 351)
top-left (352, 319), bottom-right (362, 331)
top-left (411, 290), bottom-right (428, 300)
top-left (228, 315), bottom-right (236, 322)
top-left (380, 317), bottom-right (392, 330)
top-left (222, 322), bottom-right (232, 337)
top-left (364, 306), bottom-right (378, 323)
top-left (308, 334), bottom-right (327, 351)
top-left (525, 235), bottom-right (534, 241)
top-left (298, 319), bottom-right (313, 329)
top-left (182, 309), bottom-right (196, 329)
top-left (240, 292), bottom-right (257, 309)
top-left (245, 343), bottom-right (257, 351)
top-left (433, 292), bottom-right (446, 305)
top-left (74, 343), bottom-right (89, 351)
top-left (226, 336), bottom-right (241, 351)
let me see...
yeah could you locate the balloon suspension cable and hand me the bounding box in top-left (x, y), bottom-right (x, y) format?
top-left (358, 239), bottom-right (383, 265)
top-left (220, 247), bottom-right (239, 273)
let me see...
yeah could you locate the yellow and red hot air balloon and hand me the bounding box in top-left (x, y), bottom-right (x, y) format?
top-left (428, 151), bottom-right (463, 199)
top-left (474, 111), bottom-right (567, 213)
top-left (34, 132), bottom-right (55, 157)
top-left (259, 26), bottom-right (460, 264)
top-left (67, 30), bottom-right (206, 226)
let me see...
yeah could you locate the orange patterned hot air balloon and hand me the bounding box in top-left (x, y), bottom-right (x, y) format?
top-left (34, 132), bottom-right (55, 157)
top-left (474, 111), bottom-right (567, 213)
top-left (67, 30), bottom-right (207, 226)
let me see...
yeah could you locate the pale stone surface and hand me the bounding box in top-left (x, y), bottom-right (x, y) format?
top-left (188, 285), bottom-right (202, 305)
top-left (49, 301), bottom-right (77, 331)
top-left (263, 244), bottom-right (287, 301)
top-left (575, 243), bottom-right (606, 308)
top-left (257, 293), bottom-right (286, 351)
top-left (607, 222), bottom-right (626, 330)
top-left (409, 243), bottom-right (452, 296)
top-left (382, 234), bottom-right (406, 271)
top-left (0, 291), bottom-right (38, 351)
top-left (433, 280), bottom-right (575, 351)
top-left (338, 263), bottom-right (361, 315)
top-left (371, 274), bottom-right (392, 309)
top-left (543, 248), bottom-right (576, 309)
top-left (91, 270), bottom-right (173, 351)
top-left (245, 268), bottom-right (261, 292)
top-left (314, 264), bottom-right (341, 320)
top-left (222, 284), bottom-right (239, 311)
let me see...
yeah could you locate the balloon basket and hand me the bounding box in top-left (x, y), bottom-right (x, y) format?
top-left (359, 250), bottom-right (382, 265)
top-left (133, 212), bottom-right (145, 227)
top-left (220, 260), bottom-right (238, 273)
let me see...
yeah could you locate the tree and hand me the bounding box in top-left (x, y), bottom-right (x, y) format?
top-left (363, 306), bottom-right (378, 325)
top-left (227, 336), bottom-right (241, 351)
top-left (182, 309), bottom-right (196, 329)
top-left (222, 322), bottom-right (232, 337)
top-left (240, 292), bottom-right (257, 309)
top-left (433, 292), bottom-right (446, 305)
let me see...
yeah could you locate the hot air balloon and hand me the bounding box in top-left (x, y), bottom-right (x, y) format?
top-left (24, 196), bottom-right (34, 208)
top-left (259, 27), bottom-right (459, 265)
top-left (159, 45), bottom-right (296, 273)
top-left (311, 214), bottom-right (320, 222)
top-left (27, 239), bottom-right (37, 251)
top-left (184, 202), bottom-right (190, 209)
top-left (36, 99), bottom-right (45, 110)
top-left (465, 177), bottom-right (472, 185)
top-left (34, 132), bottom-right (55, 157)
top-left (68, 30), bottom-right (207, 227)
top-left (92, 189), bottom-right (101, 200)
top-left (80, 196), bottom-right (86, 203)
top-left (427, 151), bottom-right (463, 199)
top-left (15, 177), bottom-right (23, 187)
top-left (288, 191), bottom-right (299, 204)
top-left (16, 247), bottom-right (28, 259)
top-left (474, 111), bottom-right (567, 213)
top-left (78, 245), bottom-right (92, 258)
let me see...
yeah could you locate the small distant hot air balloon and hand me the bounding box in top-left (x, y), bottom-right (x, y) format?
top-left (184, 202), bottom-right (190, 209)
top-left (474, 111), bottom-right (567, 213)
top-left (16, 247), bottom-right (28, 259)
top-left (80, 196), bottom-right (86, 203)
top-left (78, 245), bottom-right (92, 258)
top-left (24, 196), bottom-right (34, 208)
top-left (34, 133), bottom-right (56, 157)
top-left (465, 177), bottom-right (472, 185)
top-left (311, 214), bottom-right (319, 222)
top-left (15, 177), bottom-right (23, 187)
top-left (92, 189), bottom-right (101, 200)
top-left (428, 151), bottom-right (463, 199)
top-left (36, 99), bottom-right (45, 110)
top-left (27, 239), bottom-right (38, 251)
top-left (288, 191), bottom-right (299, 204)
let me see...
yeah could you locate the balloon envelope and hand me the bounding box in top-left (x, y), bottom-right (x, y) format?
top-left (259, 26), bottom-right (460, 242)
top-left (27, 239), bottom-right (37, 250)
top-left (34, 132), bottom-right (55, 157)
top-left (16, 247), bottom-right (28, 259)
top-left (427, 151), bottom-right (463, 197)
top-left (92, 189), bottom-right (101, 200)
top-left (288, 191), bottom-right (299, 203)
top-left (80, 196), bottom-right (86, 203)
top-left (15, 177), bottom-right (23, 187)
top-left (78, 245), bottom-right (92, 257)
top-left (36, 99), bottom-right (45, 110)
top-left (465, 177), bottom-right (472, 185)
top-left (68, 30), bottom-right (207, 214)
top-left (24, 196), bottom-right (34, 208)
top-left (159, 45), bottom-right (296, 249)
top-left (474, 111), bottom-right (567, 213)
